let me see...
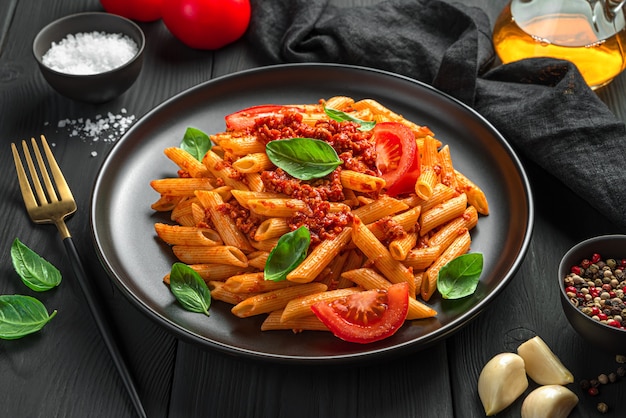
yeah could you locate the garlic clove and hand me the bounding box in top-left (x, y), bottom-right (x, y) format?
top-left (478, 352), bottom-right (529, 416)
top-left (521, 385), bottom-right (579, 418)
top-left (517, 336), bottom-right (574, 385)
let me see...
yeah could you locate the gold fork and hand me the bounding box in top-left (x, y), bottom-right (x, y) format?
top-left (11, 135), bottom-right (147, 418)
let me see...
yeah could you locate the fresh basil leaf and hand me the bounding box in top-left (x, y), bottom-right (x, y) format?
top-left (180, 127), bottom-right (211, 161)
top-left (169, 262), bottom-right (211, 316)
top-left (266, 137), bottom-right (342, 180)
top-left (11, 238), bottom-right (62, 292)
top-left (265, 226), bottom-right (311, 282)
top-left (324, 107), bottom-right (376, 131)
top-left (0, 295), bottom-right (57, 340)
top-left (437, 253), bottom-right (483, 300)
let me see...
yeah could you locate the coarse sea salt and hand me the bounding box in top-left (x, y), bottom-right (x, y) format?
top-left (42, 31), bottom-right (138, 75)
top-left (53, 108), bottom-right (136, 143)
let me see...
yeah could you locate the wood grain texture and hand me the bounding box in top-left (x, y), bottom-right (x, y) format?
top-left (0, 0), bottom-right (17, 58)
top-left (169, 341), bottom-right (453, 418)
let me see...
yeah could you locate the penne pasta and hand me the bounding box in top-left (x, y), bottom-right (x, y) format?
top-left (164, 147), bottom-right (210, 178)
top-left (428, 206), bottom-right (478, 248)
top-left (261, 310), bottom-right (329, 332)
top-left (316, 250), bottom-right (349, 288)
top-left (195, 190), bottom-right (255, 253)
top-left (247, 251), bottom-right (270, 269)
top-left (280, 287), bottom-right (361, 323)
top-left (245, 172), bottom-right (265, 193)
top-left (247, 198), bottom-right (308, 217)
top-left (151, 194), bottom-right (184, 212)
top-left (421, 230), bottom-right (472, 301)
top-left (190, 263), bottom-right (253, 282)
top-left (438, 145), bottom-right (457, 189)
top-left (352, 195), bottom-right (409, 224)
top-left (232, 152), bottom-right (273, 173)
top-left (324, 95), bottom-right (355, 110)
top-left (209, 281), bottom-right (257, 305)
top-left (152, 96), bottom-right (490, 339)
top-left (154, 223), bottom-right (222, 246)
top-left (403, 245), bottom-right (442, 270)
top-left (340, 170), bottom-right (385, 193)
top-left (215, 134), bottom-right (266, 156)
top-left (336, 249), bottom-right (365, 288)
top-left (287, 227), bottom-right (352, 283)
top-left (254, 218), bottom-right (291, 241)
top-left (231, 283), bottom-right (328, 318)
top-left (172, 245), bottom-right (248, 267)
top-left (223, 272), bottom-right (295, 293)
top-left (351, 217), bottom-right (416, 298)
top-left (230, 190), bottom-right (286, 209)
top-left (420, 193), bottom-right (467, 236)
top-left (202, 150), bottom-right (250, 191)
top-left (454, 169), bottom-right (489, 215)
top-left (389, 231), bottom-right (418, 261)
top-left (150, 178), bottom-right (214, 196)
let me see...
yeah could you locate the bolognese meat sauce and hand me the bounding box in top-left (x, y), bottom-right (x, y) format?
top-left (222, 110), bottom-right (379, 247)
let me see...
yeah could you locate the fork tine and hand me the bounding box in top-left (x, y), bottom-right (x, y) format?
top-left (21, 139), bottom-right (49, 205)
top-left (39, 135), bottom-right (75, 202)
top-left (30, 136), bottom-right (60, 203)
top-left (11, 142), bottom-right (39, 209)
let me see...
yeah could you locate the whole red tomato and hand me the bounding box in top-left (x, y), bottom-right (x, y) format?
top-left (100, 0), bottom-right (163, 22)
top-left (162, 0), bottom-right (251, 50)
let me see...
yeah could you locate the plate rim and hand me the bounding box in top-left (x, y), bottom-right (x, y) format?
top-left (90, 62), bottom-right (535, 364)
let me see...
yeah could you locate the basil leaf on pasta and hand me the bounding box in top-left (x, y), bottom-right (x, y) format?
top-left (437, 253), bottom-right (483, 299)
top-left (266, 137), bottom-right (342, 180)
top-left (324, 107), bottom-right (376, 131)
top-left (265, 226), bottom-right (311, 282)
top-left (169, 262), bottom-right (212, 316)
top-left (180, 127), bottom-right (212, 161)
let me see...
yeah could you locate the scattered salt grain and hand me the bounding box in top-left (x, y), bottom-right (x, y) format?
top-left (42, 31), bottom-right (138, 75)
top-left (53, 108), bottom-right (136, 143)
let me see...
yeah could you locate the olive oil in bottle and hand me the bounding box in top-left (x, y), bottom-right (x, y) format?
top-left (492, 0), bottom-right (626, 89)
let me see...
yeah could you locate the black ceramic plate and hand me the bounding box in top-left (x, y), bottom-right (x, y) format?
top-left (91, 64), bottom-right (533, 364)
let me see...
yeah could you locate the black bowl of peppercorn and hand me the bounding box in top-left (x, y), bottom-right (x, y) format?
top-left (559, 235), bottom-right (626, 353)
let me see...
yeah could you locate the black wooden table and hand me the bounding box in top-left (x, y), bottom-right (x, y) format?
top-left (1, 0), bottom-right (625, 417)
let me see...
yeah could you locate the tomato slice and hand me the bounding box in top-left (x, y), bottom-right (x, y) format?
top-left (311, 282), bottom-right (409, 344)
top-left (373, 122), bottom-right (420, 196)
top-left (224, 105), bottom-right (301, 131)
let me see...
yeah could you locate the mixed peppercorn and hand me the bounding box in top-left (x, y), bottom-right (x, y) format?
top-left (563, 253), bottom-right (626, 329)
top-left (578, 355), bottom-right (626, 414)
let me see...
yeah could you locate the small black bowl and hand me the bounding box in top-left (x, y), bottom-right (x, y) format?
top-left (33, 12), bottom-right (145, 103)
top-left (558, 235), bottom-right (626, 354)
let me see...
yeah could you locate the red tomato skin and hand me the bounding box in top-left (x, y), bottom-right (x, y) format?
top-left (373, 122), bottom-right (420, 196)
top-left (162, 0), bottom-right (251, 50)
top-left (386, 150), bottom-right (420, 196)
top-left (311, 282), bottom-right (409, 344)
top-left (225, 105), bottom-right (303, 130)
top-left (100, 0), bottom-right (163, 22)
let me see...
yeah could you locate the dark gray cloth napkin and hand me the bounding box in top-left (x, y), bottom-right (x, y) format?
top-left (246, 0), bottom-right (626, 229)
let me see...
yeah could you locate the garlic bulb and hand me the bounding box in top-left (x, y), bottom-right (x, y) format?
top-left (517, 336), bottom-right (574, 385)
top-left (478, 352), bottom-right (529, 416)
top-left (521, 385), bottom-right (578, 418)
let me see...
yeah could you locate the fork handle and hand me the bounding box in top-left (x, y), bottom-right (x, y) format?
top-left (63, 237), bottom-right (147, 418)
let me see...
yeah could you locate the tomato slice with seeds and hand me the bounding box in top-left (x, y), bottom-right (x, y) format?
top-left (311, 282), bottom-right (409, 344)
top-left (373, 122), bottom-right (420, 196)
top-left (225, 105), bottom-right (302, 131)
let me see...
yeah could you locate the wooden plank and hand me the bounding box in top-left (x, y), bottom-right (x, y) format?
top-left (170, 341), bottom-right (453, 417)
top-left (0, 0), bottom-right (17, 57)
